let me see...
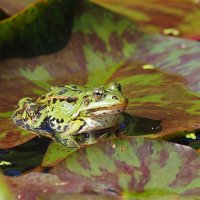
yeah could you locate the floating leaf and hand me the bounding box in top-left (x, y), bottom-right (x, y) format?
top-left (90, 0), bottom-right (200, 39)
top-left (0, 118), bottom-right (35, 149)
top-left (6, 138), bottom-right (200, 200)
top-left (132, 34), bottom-right (200, 93)
top-left (0, 0), bottom-right (75, 59)
top-left (39, 194), bottom-right (116, 200)
top-left (41, 141), bottom-right (76, 167)
top-left (0, 175), bottom-right (15, 200)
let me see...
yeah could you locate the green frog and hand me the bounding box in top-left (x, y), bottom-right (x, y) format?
top-left (12, 82), bottom-right (128, 148)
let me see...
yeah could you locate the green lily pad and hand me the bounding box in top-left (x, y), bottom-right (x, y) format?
top-left (0, 175), bottom-right (15, 200)
top-left (6, 138), bottom-right (200, 199)
top-left (90, 0), bottom-right (200, 39)
top-left (41, 141), bottom-right (77, 167)
top-left (0, 0), bottom-right (75, 59)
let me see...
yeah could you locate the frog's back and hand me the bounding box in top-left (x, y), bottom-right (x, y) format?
top-left (37, 84), bottom-right (86, 132)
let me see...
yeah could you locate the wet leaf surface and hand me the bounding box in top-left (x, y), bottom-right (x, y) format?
top-left (0, 118), bottom-right (35, 149)
top-left (5, 138), bottom-right (200, 200)
top-left (90, 0), bottom-right (200, 39)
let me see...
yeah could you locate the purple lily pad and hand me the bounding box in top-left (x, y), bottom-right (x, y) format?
top-left (5, 138), bottom-right (200, 200)
top-left (90, 0), bottom-right (200, 39)
top-left (0, 118), bottom-right (35, 149)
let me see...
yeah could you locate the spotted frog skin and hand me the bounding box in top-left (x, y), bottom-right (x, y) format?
top-left (12, 82), bottom-right (128, 148)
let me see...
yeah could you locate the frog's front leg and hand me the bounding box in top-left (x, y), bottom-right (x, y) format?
top-left (55, 119), bottom-right (87, 148)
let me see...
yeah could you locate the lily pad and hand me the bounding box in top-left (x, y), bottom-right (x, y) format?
top-left (6, 138), bottom-right (200, 200)
top-left (39, 194), bottom-right (116, 200)
top-left (0, 174), bottom-right (15, 200)
top-left (0, 0), bottom-right (75, 59)
top-left (0, 118), bottom-right (35, 149)
top-left (90, 0), bottom-right (200, 39)
top-left (132, 35), bottom-right (200, 93)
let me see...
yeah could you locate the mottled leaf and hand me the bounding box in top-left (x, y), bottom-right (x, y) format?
top-left (50, 138), bottom-right (200, 199)
top-left (0, 118), bottom-right (35, 149)
top-left (0, 0), bottom-right (75, 59)
top-left (39, 194), bottom-right (116, 200)
top-left (90, 0), bottom-right (200, 39)
top-left (132, 35), bottom-right (200, 93)
top-left (41, 141), bottom-right (77, 167)
top-left (6, 138), bottom-right (200, 200)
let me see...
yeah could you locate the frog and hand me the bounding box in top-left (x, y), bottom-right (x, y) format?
top-left (12, 82), bottom-right (128, 148)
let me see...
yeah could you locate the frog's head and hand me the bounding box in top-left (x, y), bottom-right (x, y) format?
top-left (12, 97), bottom-right (44, 130)
top-left (78, 82), bottom-right (128, 117)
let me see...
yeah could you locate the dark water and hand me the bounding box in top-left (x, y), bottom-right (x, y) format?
top-left (168, 130), bottom-right (200, 149)
top-left (123, 113), bottom-right (200, 149)
top-left (0, 137), bottom-right (51, 176)
top-left (122, 112), bottom-right (163, 136)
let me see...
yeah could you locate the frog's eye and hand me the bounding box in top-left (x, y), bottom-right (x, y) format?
top-left (107, 82), bottom-right (121, 91)
top-left (116, 83), bottom-right (121, 92)
top-left (24, 103), bottom-right (38, 119)
top-left (93, 89), bottom-right (104, 101)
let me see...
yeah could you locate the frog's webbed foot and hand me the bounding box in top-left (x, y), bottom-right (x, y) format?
top-left (55, 134), bottom-right (80, 149)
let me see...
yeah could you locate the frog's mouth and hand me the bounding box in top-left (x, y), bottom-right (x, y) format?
top-left (87, 100), bottom-right (128, 116)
